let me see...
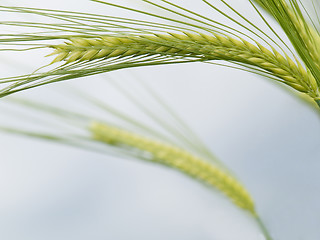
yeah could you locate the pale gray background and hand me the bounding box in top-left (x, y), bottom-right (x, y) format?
top-left (0, 0), bottom-right (320, 240)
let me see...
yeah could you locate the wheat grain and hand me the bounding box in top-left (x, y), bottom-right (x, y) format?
top-left (49, 32), bottom-right (319, 99)
top-left (90, 121), bottom-right (256, 214)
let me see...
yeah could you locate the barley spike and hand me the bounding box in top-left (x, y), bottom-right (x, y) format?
top-left (90, 121), bottom-right (256, 214)
top-left (50, 32), bottom-right (320, 99)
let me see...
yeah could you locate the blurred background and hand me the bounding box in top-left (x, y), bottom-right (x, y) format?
top-left (0, 0), bottom-right (320, 239)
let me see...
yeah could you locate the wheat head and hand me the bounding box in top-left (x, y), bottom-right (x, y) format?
top-left (90, 121), bottom-right (256, 214)
top-left (49, 32), bottom-right (319, 99)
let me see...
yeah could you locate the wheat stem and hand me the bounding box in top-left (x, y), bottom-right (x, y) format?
top-left (90, 121), bottom-right (256, 215)
top-left (255, 216), bottom-right (273, 240)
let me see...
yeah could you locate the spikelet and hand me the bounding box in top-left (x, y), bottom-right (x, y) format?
top-left (49, 32), bottom-right (319, 99)
top-left (90, 121), bottom-right (256, 214)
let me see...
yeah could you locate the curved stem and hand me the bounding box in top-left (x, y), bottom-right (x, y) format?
top-left (316, 99), bottom-right (320, 109)
top-left (255, 215), bottom-right (273, 240)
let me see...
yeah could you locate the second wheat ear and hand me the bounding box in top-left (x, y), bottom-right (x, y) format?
top-left (0, 86), bottom-right (273, 239)
top-left (91, 121), bottom-right (256, 214)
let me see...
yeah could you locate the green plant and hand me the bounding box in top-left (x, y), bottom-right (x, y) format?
top-left (0, 82), bottom-right (272, 239)
top-left (0, 0), bottom-right (319, 107)
top-left (0, 0), bottom-right (320, 239)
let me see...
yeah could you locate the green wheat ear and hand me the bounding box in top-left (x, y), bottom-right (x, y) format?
top-left (0, 0), bottom-right (320, 109)
top-left (49, 33), bottom-right (318, 98)
top-left (90, 121), bottom-right (256, 214)
top-left (0, 81), bottom-right (272, 239)
top-left (255, 0), bottom-right (320, 86)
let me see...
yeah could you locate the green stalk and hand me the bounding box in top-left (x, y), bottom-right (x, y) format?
top-left (316, 99), bottom-right (320, 108)
top-left (255, 216), bottom-right (273, 240)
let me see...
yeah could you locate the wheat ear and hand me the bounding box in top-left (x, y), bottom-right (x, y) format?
top-left (49, 32), bottom-right (319, 99)
top-left (90, 121), bottom-right (256, 214)
top-left (254, 0), bottom-right (320, 87)
top-left (288, 14), bottom-right (320, 68)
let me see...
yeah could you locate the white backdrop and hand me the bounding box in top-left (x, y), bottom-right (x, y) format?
top-left (0, 1), bottom-right (320, 240)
